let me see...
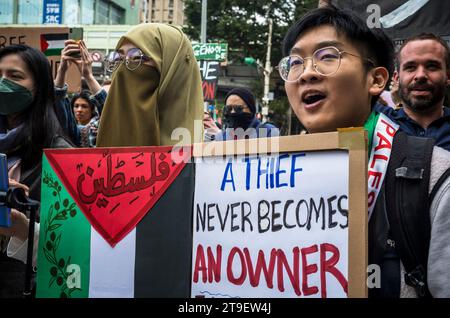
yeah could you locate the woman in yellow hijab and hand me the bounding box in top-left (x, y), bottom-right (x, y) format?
top-left (97, 23), bottom-right (204, 147)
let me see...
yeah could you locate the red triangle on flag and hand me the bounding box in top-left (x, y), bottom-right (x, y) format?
top-left (44, 146), bottom-right (191, 247)
top-left (40, 35), bottom-right (49, 52)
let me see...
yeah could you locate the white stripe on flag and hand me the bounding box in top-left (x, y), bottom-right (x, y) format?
top-left (46, 40), bottom-right (66, 49)
top-left (88, 228), bottom-right (136, 298)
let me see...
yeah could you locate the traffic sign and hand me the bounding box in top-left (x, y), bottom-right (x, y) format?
top-left (91, 51), bottom-right (103, 62)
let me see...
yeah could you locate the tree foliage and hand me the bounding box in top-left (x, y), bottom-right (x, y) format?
top-left (184, 0), bottom-right (319, 65)
top-left (184, 0), bottom-right (319, 135)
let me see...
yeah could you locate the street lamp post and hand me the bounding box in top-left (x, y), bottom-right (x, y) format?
top-left (200, 0), bottom-right (208, 111)
top-left (201, 0), bottom-right (207, 42)
top-left (143, 0), bottom-right (148, 23)
top-left (261, 18), bottom-right (273, 122)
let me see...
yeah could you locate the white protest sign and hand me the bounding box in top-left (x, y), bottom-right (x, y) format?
top-left (191, 150), bottom-right (349, 298)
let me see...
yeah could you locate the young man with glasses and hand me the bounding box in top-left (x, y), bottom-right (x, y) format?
top-left (215, 87), bottom-right (279, 141)
top-left (280, 6), bottom-right (450, 297)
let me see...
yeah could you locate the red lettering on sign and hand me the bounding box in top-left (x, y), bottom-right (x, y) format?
top-left (193, 244), bottom-right (347, 297)
top-left (320, 243), bottom-right (348, 298)
top-left (380, 119), bottom-right (397, 137)
top-left (227, 247), bottom-right (247, 285)
top-left (368, 170), bottom-right (383, 188)
top-left (207, 245), bottom-right (222, 283)
top-left (369, 154), bottom-right (388, 169)
top-left (276, 248), bottom-right (301, 296)
top-left (368, 191), bottom-right (376, 207)
top-left (202, 81), bottom-right (217, 101)
top-left (193, 244), bottom-right (222, 283)
top-left (301, 245), bottom-right (319, 296)
top-left (375, 132), bottom-right (393, 151)
top-left (244, 248), bottom-right (276, 289)
top-left (193, 244), bottom-right (207, 283)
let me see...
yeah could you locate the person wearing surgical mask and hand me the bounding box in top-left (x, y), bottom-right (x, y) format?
top-left (97, 23), bottom-right (204, 147)
top-left (215, 87), bottom-right (279, 141)
top-left (0, 45), bottom-right (72, 298)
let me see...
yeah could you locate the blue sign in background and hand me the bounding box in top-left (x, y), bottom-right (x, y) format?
top-left (43, 0), bottom-right (63, 24)
top-left (0, 154), bottom-right (10, 228)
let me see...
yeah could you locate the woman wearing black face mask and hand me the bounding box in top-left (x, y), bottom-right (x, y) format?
top-left (0, 45), bottom-right (72, 298)
top-left (215, 87), bottom-right (279, 141)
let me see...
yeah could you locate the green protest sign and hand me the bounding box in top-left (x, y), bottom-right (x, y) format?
top-left (192, 43), bottom-right (228, 61)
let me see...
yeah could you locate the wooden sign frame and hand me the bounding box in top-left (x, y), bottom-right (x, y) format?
top-left (193, 129), bottom-right (368, 298)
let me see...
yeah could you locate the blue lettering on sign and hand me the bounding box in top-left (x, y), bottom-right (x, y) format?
top-left (220, 153), bottom-right (306, 192)
top-left (276, 154), bottom-right (290, 188)
top-left (220, 159), bottom-right (236, 192)
top-left (290, 153), bottom-right (306, 188)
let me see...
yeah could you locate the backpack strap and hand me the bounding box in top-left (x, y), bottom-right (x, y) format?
top-left (430, 166), bottom-right (450, 202)
top-left (384, 131), bottom-right (434, 297)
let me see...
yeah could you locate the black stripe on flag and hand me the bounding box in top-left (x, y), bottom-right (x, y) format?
top-left (43, 33), bottom-right (69, 41)
top-left (134, 163), bottom-right (195, 297)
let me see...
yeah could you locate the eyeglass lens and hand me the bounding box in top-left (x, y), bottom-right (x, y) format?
top-left (279, 47), bottom-right (342, 82)
top-left (106, 48), bottom-right (144, 72)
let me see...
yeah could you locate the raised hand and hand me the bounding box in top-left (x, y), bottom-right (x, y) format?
top-left (73, 40), bottom-right (94, 79)
top-left (55, 39), bottom-right (81, 88)
top-left (60, 40), bottom-right (81, 69)
top-left (75, 40), bottom-right (102, 93)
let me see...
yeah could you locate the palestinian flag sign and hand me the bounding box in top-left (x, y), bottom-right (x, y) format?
top-left (36, 147), bottom-right (194, 298)
top-left (40, 33), bottom-right (68, 56)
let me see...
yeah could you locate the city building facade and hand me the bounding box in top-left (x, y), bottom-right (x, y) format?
top-left (139, 0), bottom-right (184, 25)
top-left (0, 0), bottom-right (140, 25)
top-left (0, 1), bottom-right (142, 82)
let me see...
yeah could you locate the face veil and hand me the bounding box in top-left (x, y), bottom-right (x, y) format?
top-left (96, 23), bottom-right (204, 147)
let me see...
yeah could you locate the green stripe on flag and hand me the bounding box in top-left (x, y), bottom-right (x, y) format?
top-left (36, 155), bottom-right (91, 298)
top-left (363, 111), bottom-right (380, 157)
top-left (43, 48), bottom-right (63, 56)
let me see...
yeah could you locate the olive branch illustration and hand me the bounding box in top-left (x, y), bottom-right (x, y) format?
top-left (42, 171), bottom-right (80, 298)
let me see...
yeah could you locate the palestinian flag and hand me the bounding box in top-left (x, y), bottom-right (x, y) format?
top-left (40, 33), bottom-right (68, 56)
top-left (36, 147), bottom-right (194, 298)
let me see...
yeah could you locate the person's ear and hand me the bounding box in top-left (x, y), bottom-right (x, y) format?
top-left (393, 70), bottom-right (399, 84)
top-left (446, 69), bottom-right (450, 86)
top-left (368, 67), bottom-right (389, 96)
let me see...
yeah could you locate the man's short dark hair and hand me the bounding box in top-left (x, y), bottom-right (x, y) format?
top-left (396, 33), bottom-right (450, 71)
top-left (282, 6), bottom-right (394, 107)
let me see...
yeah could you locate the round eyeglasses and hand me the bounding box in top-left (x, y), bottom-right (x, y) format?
top-left (277, 46), bottom-right (375, 83)
top-left (106, 48), bottom-right (152, 73)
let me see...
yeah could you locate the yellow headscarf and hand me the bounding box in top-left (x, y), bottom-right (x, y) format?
top-left (96, 23), bottom-right (204, 147)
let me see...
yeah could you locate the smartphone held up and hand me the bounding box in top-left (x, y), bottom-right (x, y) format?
top-left (67, 27), bottom-right (83, 58)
